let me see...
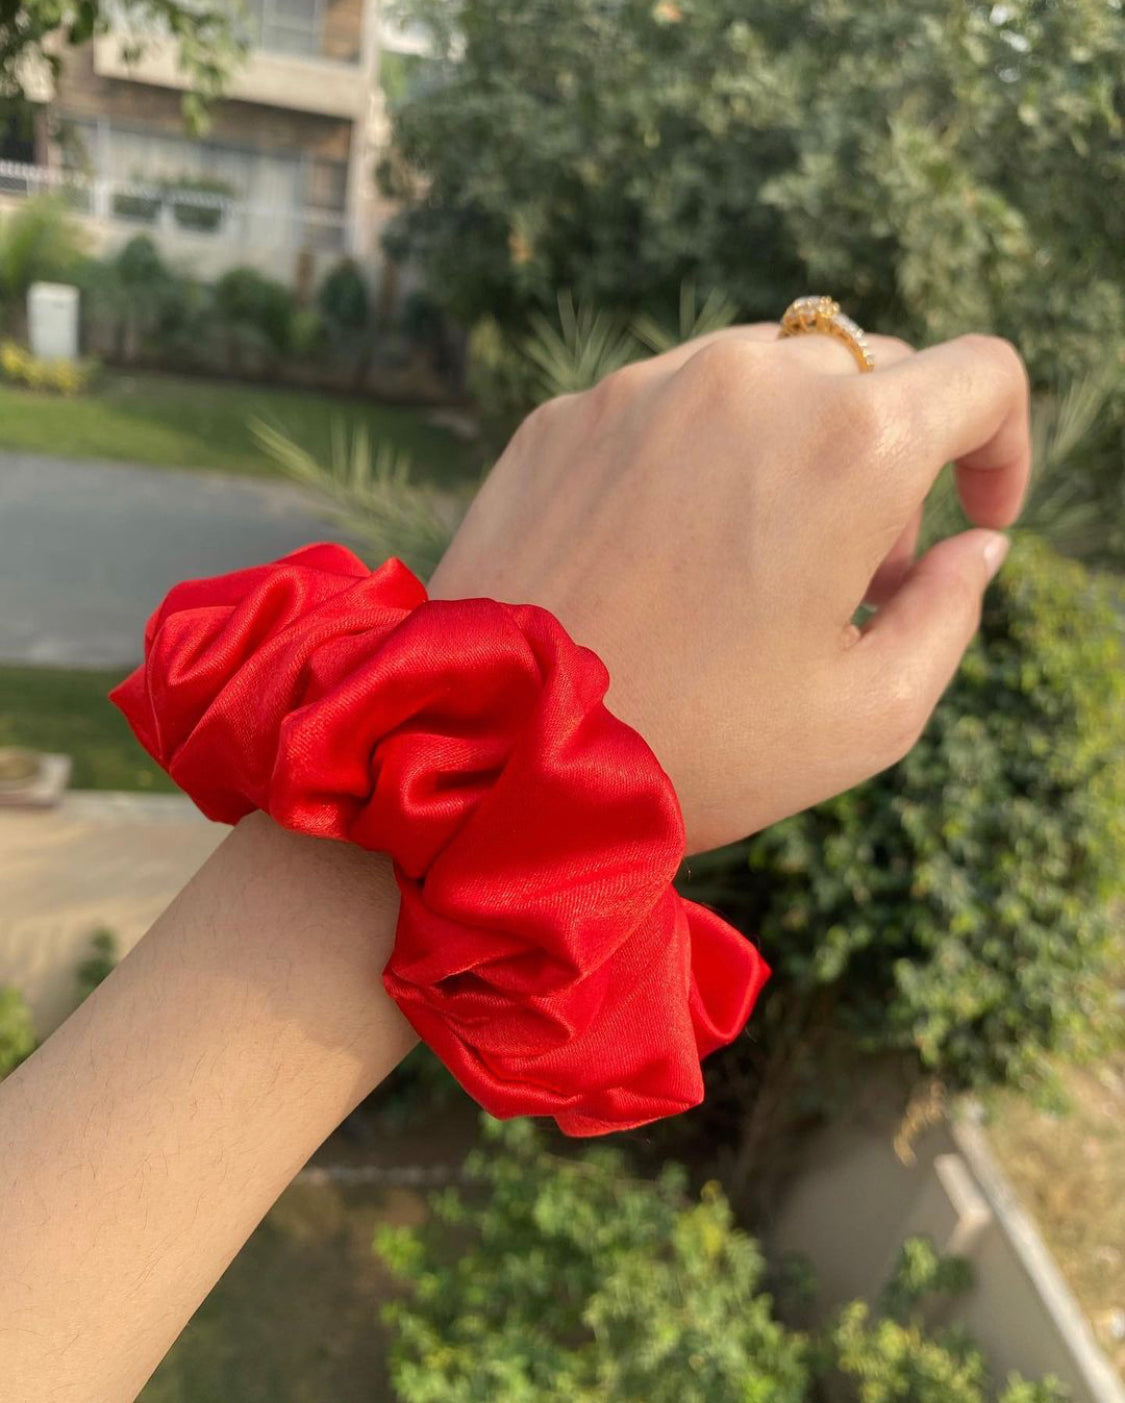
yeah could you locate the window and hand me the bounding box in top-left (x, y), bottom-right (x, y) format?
top-left (242, 0), bottom-right (328, 60)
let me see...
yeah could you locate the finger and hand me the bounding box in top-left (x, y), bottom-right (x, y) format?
top-left (864, 504), bottom-right (923, 608)
top-left (864, 333), bottom-right (1032, 528)
top-left (646, 324), bottom-right (913, 379)
top-left (851, 529), bottom-right (1010, 764)
top-left (775, 331), bottom-right (915, 376)
top-left (645, 323), bottom-right (779, 376)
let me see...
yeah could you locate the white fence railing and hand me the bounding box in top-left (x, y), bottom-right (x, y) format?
top-left (0, 159), bottom-right (348, 255)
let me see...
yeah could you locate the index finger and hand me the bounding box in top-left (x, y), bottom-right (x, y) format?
top-left (864, 333), bottom-right (1032, 528)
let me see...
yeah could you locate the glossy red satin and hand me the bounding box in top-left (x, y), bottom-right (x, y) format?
top-left (111, 543), bottom-right (770, 1134)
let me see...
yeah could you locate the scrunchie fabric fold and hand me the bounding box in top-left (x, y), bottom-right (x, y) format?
top-left (111, 543), bottom-right (769, 1134)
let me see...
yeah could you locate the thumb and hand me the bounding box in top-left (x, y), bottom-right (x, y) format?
top-left (851, 528), bottom-right (1010, 765)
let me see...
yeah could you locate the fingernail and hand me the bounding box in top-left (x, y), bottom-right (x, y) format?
top-left (983, 534), bottom-right (1010, 581)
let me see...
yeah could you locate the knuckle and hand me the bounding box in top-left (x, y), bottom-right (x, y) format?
top-left (586, 361), bottom-right (650, 420)
top-left (515, 392), bottom-right (572, 442)
top-left (880, 334), bottom-right (914, 359)
top-left (958, 333), bottom-right (1030, 393)
top-left (679, 338), bottom-right (775, 404)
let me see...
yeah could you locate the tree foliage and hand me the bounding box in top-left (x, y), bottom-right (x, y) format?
top-left (390, 0), bottom-right (1124, 362)
top-left (385, 0), bottom-right (806, 325)
top-left (378, 1117), bottom-right (1064, 1403)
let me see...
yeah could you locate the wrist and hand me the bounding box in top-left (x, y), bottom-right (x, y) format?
top-left (111, 544), bottom-right (769, 1135)
top-left (219, 812), bottom-right (415, 1105)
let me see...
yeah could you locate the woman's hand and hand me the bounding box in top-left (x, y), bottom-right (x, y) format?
top-left (430, 324), bottom-right (1030, 852)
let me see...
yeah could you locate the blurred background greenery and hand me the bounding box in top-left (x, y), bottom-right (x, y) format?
top-left (0, 1), bottom-right (1123, 1398)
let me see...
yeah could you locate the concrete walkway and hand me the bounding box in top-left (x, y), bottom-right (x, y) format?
top-left (0, 451), bottom-right (352, 667)
top-left (0, 792), bottom-right (225, 1036)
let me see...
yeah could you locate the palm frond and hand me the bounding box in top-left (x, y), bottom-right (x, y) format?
top-left (633, 282), bottom-right (740, 354)
top-left (252, 417), bottom-right (460, 579)
top-left (523, 291), bottom-right (640, 400)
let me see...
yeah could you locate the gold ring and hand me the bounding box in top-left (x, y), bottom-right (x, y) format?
top-left (778, 295), bottom-right (874, 372)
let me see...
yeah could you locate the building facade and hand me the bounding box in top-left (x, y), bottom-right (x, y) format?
top-left (2, 0), bottom-right (400, 291)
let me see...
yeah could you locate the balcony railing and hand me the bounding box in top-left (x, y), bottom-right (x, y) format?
top-left (0, 160), bottom-right (348, 254)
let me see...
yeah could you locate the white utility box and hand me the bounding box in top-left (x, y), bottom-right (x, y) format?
top-left (28, 281), bottom-right (80, 362)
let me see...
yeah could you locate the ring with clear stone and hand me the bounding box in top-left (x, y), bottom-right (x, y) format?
top-left (777, 295), bottom-right (875, 372)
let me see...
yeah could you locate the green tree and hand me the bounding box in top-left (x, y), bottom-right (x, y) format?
top-left (390, 0), bottom-right (1124, 364)
top-left (383, 0), bottom-right (805, 325)
top-left (754, 0), bottom-right (1125, 555)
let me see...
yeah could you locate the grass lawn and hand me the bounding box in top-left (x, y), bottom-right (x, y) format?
top-left (140, 1178), bottom-right (421, 1402)
top-left (0, 665), bottom-right (173, 792)
top-left (0, 370), bottom-right (478, 486)
top-left (985, 1050), bottom-right (1125, 1379)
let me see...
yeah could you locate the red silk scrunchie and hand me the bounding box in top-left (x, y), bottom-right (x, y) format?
top-left (111, 543), bottom-right (769, 1135)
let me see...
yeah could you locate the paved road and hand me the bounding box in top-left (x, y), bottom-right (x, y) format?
top-left (0, 452), bottom-right (352, 667)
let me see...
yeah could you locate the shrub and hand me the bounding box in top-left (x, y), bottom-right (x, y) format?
top-left (0, 339), bottom-right (95, 394)
top-left (377, 1118), bottom-right (1063, 1403)
top-left (0, 986), bottom-right (36, 1079)
top-left (318, 258), bottom-right (371, 340)
top-left (316, 258), bottom-right (373, 383)
top-left (214, 266), bottom-right (295, 362)
top-left (832, 1237), bottom-right (1064, 1403)
top-left (113, 233), bottom-right (168, 286)
top-left (0, 196), bottom-right (87, 311)
top-left (78, 235), bottom-right (199, 366)
top-left (378, 1117), bottom-right (809, 1403)
top-left (683, 537), bottom-right (1125, 1192)
top-left (75, 929), bottom-right (118, 1004)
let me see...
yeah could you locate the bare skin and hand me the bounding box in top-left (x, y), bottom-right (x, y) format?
top-left (1, 818), bottom-right (411, 1401)
top-left (0, 324), bottom-right (1029, 1400)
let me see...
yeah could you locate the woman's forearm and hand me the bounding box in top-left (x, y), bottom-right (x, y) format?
top-left (0, 812), bottom-right (416, 1402)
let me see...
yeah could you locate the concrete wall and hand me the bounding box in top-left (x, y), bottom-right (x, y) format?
top-left (90, 36), bottom-right (370, 125)
top-left (57, 49), bottom-right (354, 162)
top-left (768, 1108), bottom-right (1125, 1403)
